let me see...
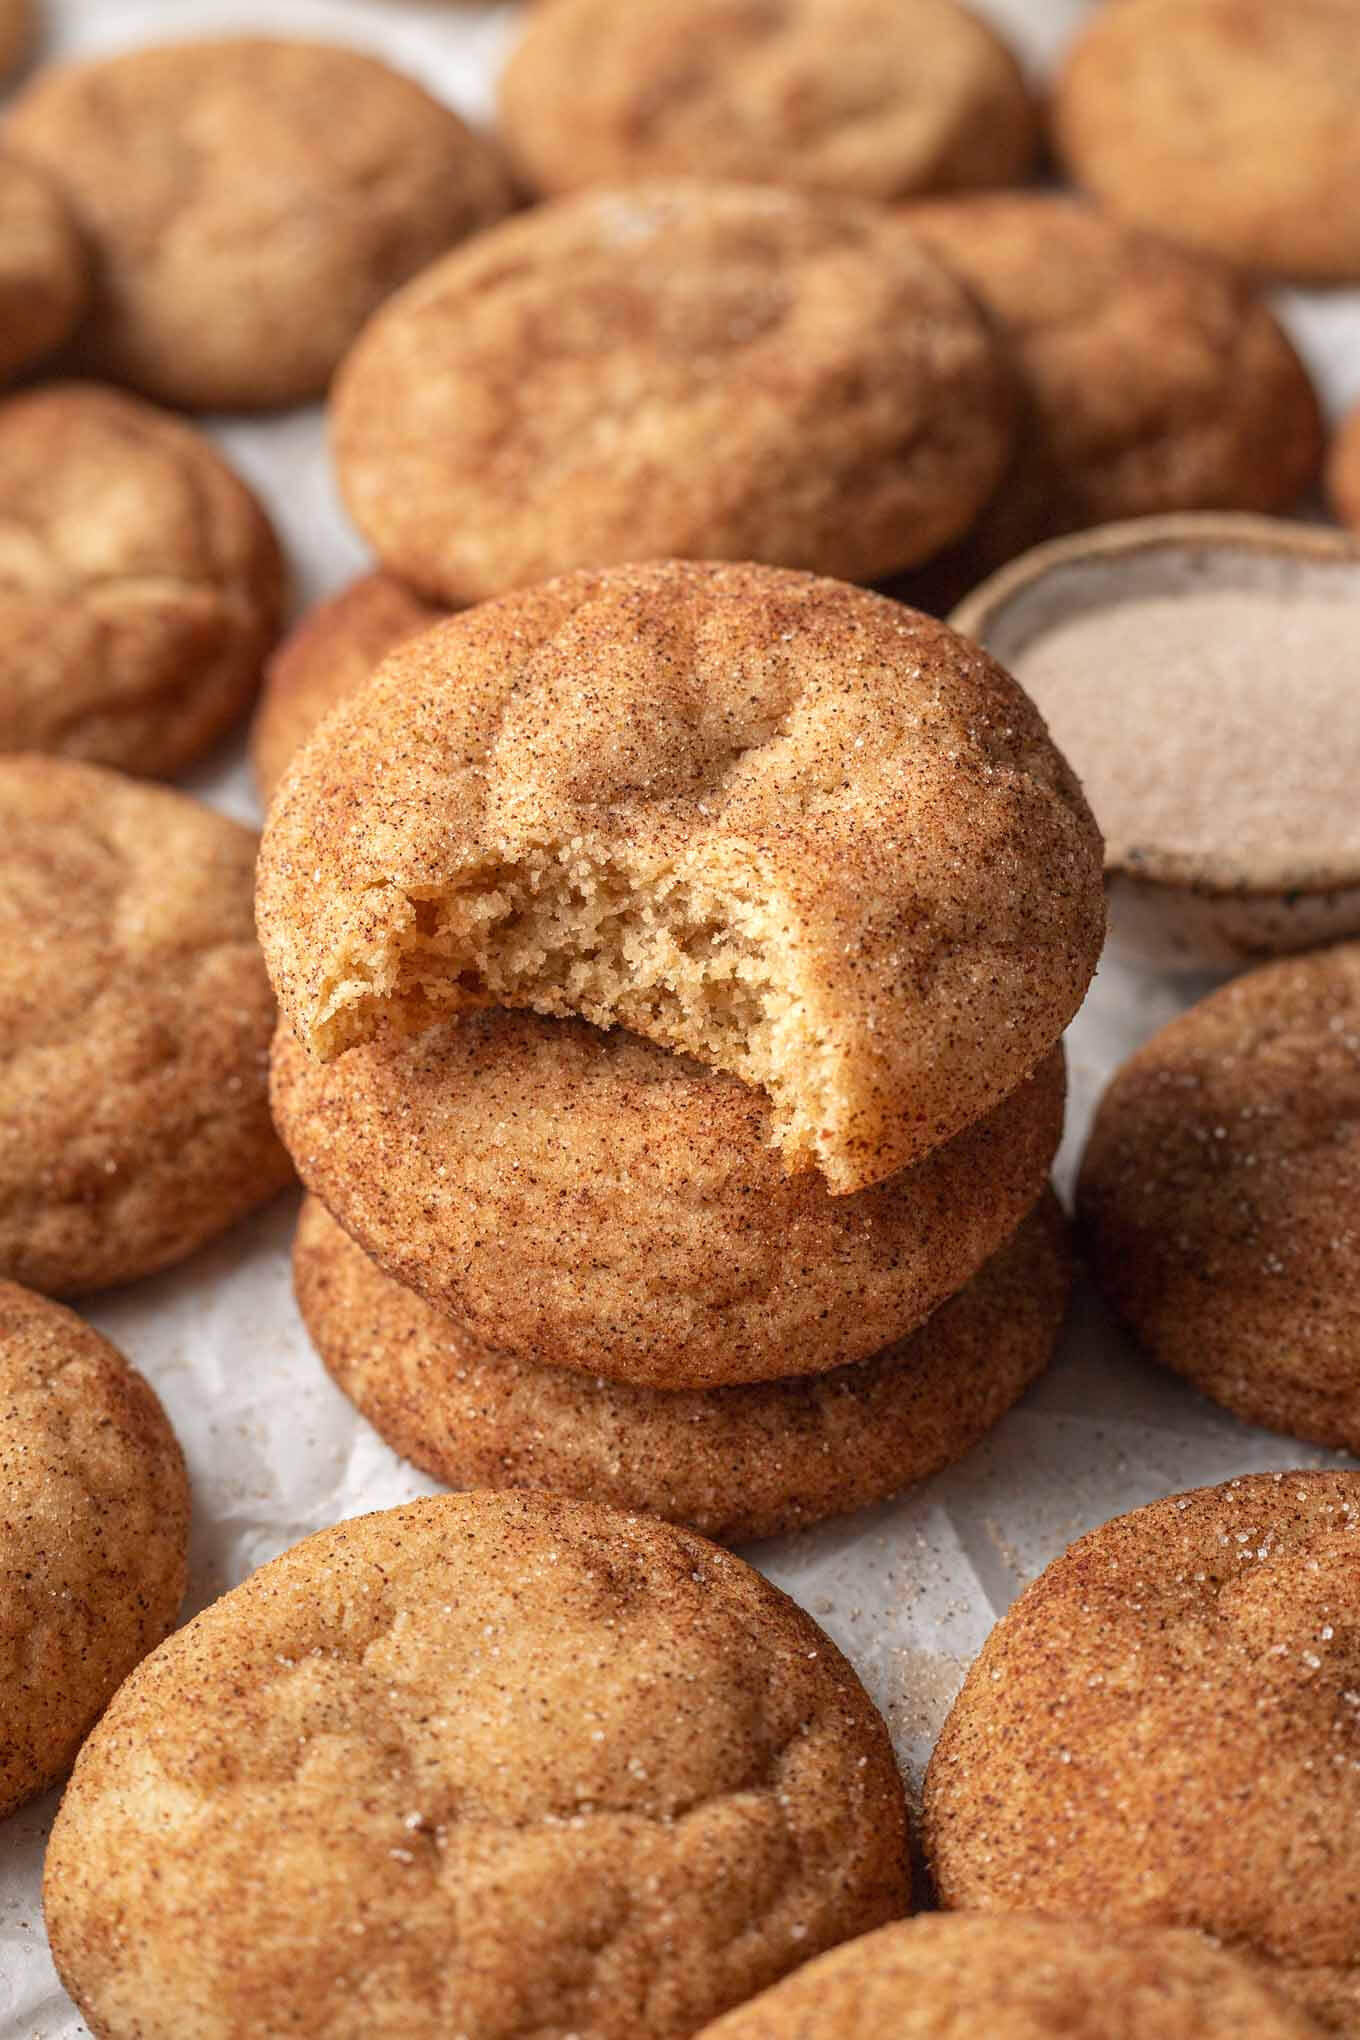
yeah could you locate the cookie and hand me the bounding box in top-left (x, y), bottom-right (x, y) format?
top-left (0, 154), bottom-right (85, 386)
top-left (0, 0), bottom-right (31, 80)
top-left (0, 1279), bottom-right (187, 1817)
top-left (499, 0), bottom-right (1036, 203)
top-left (330, 181), bottom-right (1014, 601)
top-left (4, 38), bottom-right (513, 410)
top-left (1077, 944), bottom-right (1360, 1453)
top-left (695, 1914), bottom-right (1325, 2040)
top-left (898, 194), bottom-right (1322, 580)
top-left (45, 1491), bottom-right (910, 2039)
top-left (0, 383), bottom-right (285, 777)
top-left (273, 1010), bottom-right (1064, 1389)
top-left (0, 756), bottom-right (292, 1296)
top-left (924, 1470), bottom-right (1360, 2034)
top-left (1328, 402), bottom-right (1360, 537)
top-left (258, 563), bottom-right (1102, 1195)
top-left (294, 1190), bottom-right (1069, 1540)
top-left (1052, 0), bottom-right (1360, 283)
top-left (952, 516), bottom-right (1360, 968)
top-left (252, 572), bottom-right (446, 805)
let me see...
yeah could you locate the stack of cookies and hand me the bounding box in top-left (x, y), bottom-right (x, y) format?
top-left (257, 556), bottom-right (1105, 1543)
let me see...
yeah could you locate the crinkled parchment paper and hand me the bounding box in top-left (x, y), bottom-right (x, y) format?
top-left (4, 1), bottom-right (1360, 2029)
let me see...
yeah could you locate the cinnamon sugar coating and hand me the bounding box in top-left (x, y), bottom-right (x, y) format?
top-left (45, 1492), bottom-right (909, 2039)
top-left (0, 155), bottom-right (85, 386)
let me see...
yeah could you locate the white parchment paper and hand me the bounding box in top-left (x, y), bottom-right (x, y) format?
top-left (4, 2), bottom-right (1360, 2029)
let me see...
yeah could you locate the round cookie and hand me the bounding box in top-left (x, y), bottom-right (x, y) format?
top-left (0, 1279), bottom-right (187, 1818)
top-left (897, 194), bottom-right (1322, 581)
top-left (4, 38), bottom-right (513, 411)
top-left (272, 1013), bottom-right (1065, 1389)
top-left (252, 572), bottom-right (447, 805)
top-left (1328, 401), bottom-right (1360, 537)
top-left (258, 563), bottom-right (1102, 1195)
top-left (0, 383), bottom-right (285, 776)
top-left (0, 756), bottom-right (292, 1296)
top-left (1077, 944), bottom-right (1360, 1453)
top-left (695, 1914), bottom-right (1325, 2040)
top-left (294, 1190), bottom-right (1069, 1540)
top-left (44, 1491), bottom-right (910, 2039)
top-left (499, 0), bottom-right (1036, 203)
top-left (1052, 0), bottom-right (1360, 283)
top-left (329, 182), bottom-right (1015, 602)
top-left (0, 154), bottom-right (85, 386)
top-left (924, 1471), bottom-right (1360, 2034)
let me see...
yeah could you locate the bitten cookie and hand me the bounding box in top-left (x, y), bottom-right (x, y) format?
top-left (258, 563), bottom-right (1102, 1194)
top-left (44, 1491), bottom-right (910, 2039)
top-left (1077, 944), bottom-right (1360, 1453)
top-left (696, 1914), bottom-right (1325, 2040)
top-left (252, 572), bottom-right (446, 804)
top-left (330, 182), bottom-right (1014, 601)
top-left (0, 383), bottom-right (285, 776)
top-left (0, 757), bottom-right (292, 1296)
top-left (499, 0), bottom-right (1035, 202)
top-left (0, 154), bottom-right (85, 386)
top-left (899, 194), bottom-right (1322, 580)
top-left (924, 1471), bottom-right (1360, 2035)
top-left (4, 38), bottom-right (513, 410)
top-left (1052, 0), bottom-right (1360, 282)
top-left (1328, 403), bottom-right (1360, 537)
top-left (294, 1190), bottom-right (1069, 1540)
top-left (0, 1279), bottom-right (187, 1818)
top-left (272, 1015), bottom-right (1064, 1389)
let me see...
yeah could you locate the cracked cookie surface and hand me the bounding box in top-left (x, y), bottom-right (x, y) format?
top-left (44, 1490), bottom-right (910, 2039)
top-left (0, 383), bottom-right (284, 776)
top-left (499, 0), bottom-right (1035, 203)
top-left (4, 37), bottom-right (513, 409)
top-left (0, 755), bottom-right (291, 1295)
top-left (0, 1278), bottom-right (187, 1817)
top-left (330, 182), bottom-right (1014, 600)
top-left (0, 155), bottom-right (86, 387)
top-left (258, 561), bottom-right (1101, 1195)
top-left (924, 1470), bottom-right (1360, 2036)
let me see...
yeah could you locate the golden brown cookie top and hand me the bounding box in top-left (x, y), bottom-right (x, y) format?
top-left (902, 193), bottom-right (1322, 570)
top-left (4, 37), bottom-right (513, 409)
top-left (252, 572), bottom-right (447, 805)
top-left (500, 0), bottom-right (1035, 202)
top-left (0, 1277), bottom-right (188, 1817)
top-left (0, 755), bottom-right (290, 1295)
top-left (925, 1469), bottom-right (1360, 2035)
top-left (696, 1913), bottom-right (1326, 2038)
top-left (258, 561), bottom-right (1101, 1193)
top-left (0, 382), bottom-right (285, 775)
top-left (330, 180), bottom-right (1014, 600)
top-left (0, 153), bottom-right (86, 386)
top-left (44, 1490), bottom-right (910, 2040)
top-left (1052, 0), bottom-right (1360, 282)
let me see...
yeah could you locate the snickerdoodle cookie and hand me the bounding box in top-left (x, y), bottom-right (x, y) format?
top-left (499, 0), bottom-right (1035, 203)
top-left (45, 1491), bottom-right (910, 2039)
top-left (1, 1280), bottom-right (187, 1818)
top-left (294, 1190), bottom-right (1068, 1539)
top-left (4, 38), bottom-right (512, 410)
top-left (0, 383), bottom-right (284, 776)
top-left (1328, 403), bottom-right (1360, 537)
top-left (330, 183), bottom-right (1014, 601)
top-left (1, 757), bottom-right (291, 1296)
top-left (696, 1914), bottom-right (1325, 2039)
top-left (1052, 0), bottom-right (1360, 282)
top-left (925, 1471), bottom-right (1360, 2034)
top-left (1077, 944), bottom-right (1360, 1453)
top-left (273, 1014), bottom-right (1063, 1389)
top-left (258, 563), bottom-right (1102, 1194)
top-left (0, 155), bottom-right (85, 386)
top-left (899, 195), bottom-right (1322, 578)
top-left (252, 572), bottom-right (446, 804)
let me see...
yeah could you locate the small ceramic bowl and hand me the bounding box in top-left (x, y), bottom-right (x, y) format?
top-left (952, 512), bottom-right (1360, 969)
